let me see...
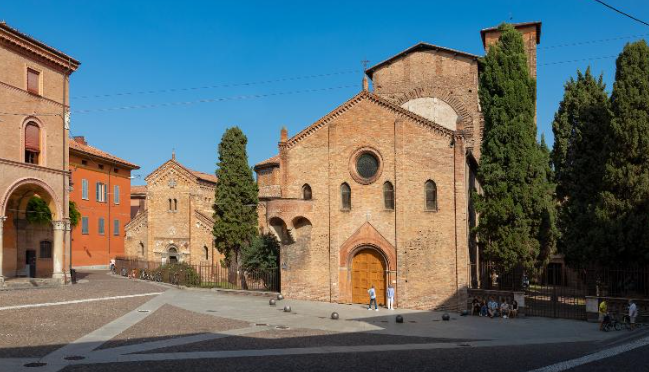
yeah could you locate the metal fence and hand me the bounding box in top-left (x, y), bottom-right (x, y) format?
top-left (470, 262), bottom-right (649, 320)
top-left (114, 257), bottom-right (280, 292)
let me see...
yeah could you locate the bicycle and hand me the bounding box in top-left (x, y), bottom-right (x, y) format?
top-left (603, 314), bottom-right (623, 332)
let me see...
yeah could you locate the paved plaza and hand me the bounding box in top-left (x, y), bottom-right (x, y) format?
top-left (0, 271), bottom-right (647, 372)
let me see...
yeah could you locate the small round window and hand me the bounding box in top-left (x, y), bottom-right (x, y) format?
top-left (356, 153), bottom-right (379, 179)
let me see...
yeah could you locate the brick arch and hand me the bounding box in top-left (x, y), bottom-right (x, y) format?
top-left (339, 222), bottom-right (396, 271)
top-left (391, 86), bottom-right (473, 132)
top-left (1, 177), bottom-right (62, 220)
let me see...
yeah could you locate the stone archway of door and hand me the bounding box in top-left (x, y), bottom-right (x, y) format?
top-left (351, 248), bottom-right (387, 306)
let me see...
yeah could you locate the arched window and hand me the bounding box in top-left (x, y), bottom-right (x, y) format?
top-left (139, 241), bottom-right (145, 255)
top-left (174, 199), bottom-right (178, 211)
top-left (340, 183), bottom-right (351, 210)
top-left (39, 241), bottom-right (52, 259)
top-left (302, 184), bottom-right (312, 200)
top-left (425, 180), bottom-right (437, 211)
top-left (25, 122), bottom-right (40, 164)
top-left (168, 199), bottom-right (172, 211)
top-left (204, 246), bottom-right (209, 260)
top-left (383, 181), bottom-right (394, 210)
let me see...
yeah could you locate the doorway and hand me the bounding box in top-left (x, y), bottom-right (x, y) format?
top-left (26, 249), bottom-right (36, 278)
top-left (167, 247), bottom-right (178, 264)
top-left (351, 248), bottom-right (387, 305)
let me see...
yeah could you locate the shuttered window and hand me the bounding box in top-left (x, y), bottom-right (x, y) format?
top-left (24, 122), bottom-right (40, 164)
top-left (81, 217), bottom-right (89, 235)
top-left (98, 218), bottom-right (105, 235)
top-left (96, 183), bottom-right (106, 202)
top-left (82, 179), bottom-right (89, 200)
top-left (114, 185), bottom-right (120, 204)
top-left (113, 219), bottom-right (120, 236)
top-left (27, 68), bottom-right (40, 95)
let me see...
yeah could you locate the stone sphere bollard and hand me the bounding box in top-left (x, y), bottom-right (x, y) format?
top-left (396, 315), bottom-right (404, 323)
top-left (283, 305), bottom-right (291, 313)
top-left (269, 299), bottom-right (276, 306)
top-left (460, 310), bottom-right (469, 316)
top-left (277, 294), bottom-right (284, 301)
top-left (331, 312), bottom-right (339, 320)
top-left (442, 313), bottom-right (450, 321)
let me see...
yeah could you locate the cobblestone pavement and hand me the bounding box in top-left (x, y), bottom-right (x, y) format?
top-left (0, 271), bottom-right (646, 372)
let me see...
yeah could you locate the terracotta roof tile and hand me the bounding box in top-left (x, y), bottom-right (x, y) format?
top-left (131, 185), bottom-right (147, 194)
top-left (69, 139), bottom-right (139, 169)
top-left (255, 155), bottom-right (280, 169)
top-left (190, 169), bottom-right (218, 184)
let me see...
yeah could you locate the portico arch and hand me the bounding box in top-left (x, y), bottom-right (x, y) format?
top-left (0, 177), bottom-right (63, 280)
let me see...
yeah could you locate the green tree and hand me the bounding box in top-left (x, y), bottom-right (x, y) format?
top-left (69, 201), bottom-right (80, 228)
top-left (241, 233), bottom-right (280, 271)
top-left (26, 197), bottom-right (52, 225)
top-left (212, 127), bottom-right (259, 280)
top-left (475, 23), bottom-right (556, 271)
top-left (550, 69), bottom-right (611, 263)
top-left (597, 40), bottom-right (649, 264)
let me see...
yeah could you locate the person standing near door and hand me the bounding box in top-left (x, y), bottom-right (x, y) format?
top-left (386, 284), bottom-right (395, 310)
top-left (367, 285), bottom-right (378, 311)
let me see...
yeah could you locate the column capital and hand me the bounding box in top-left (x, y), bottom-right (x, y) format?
top-left (52, 220), bottom-right (66, 230)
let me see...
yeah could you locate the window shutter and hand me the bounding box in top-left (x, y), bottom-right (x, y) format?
top-left (103, 184), bottom-right (107, 203)
top-left (27, 68), bottom-right (39, 94)
top-left (25, 123), bottom-right (40, 151)
top-left (82, 179), bottom-right (88, 200)
top-left (96, 183), bottom-right (100, 201)
top-left (114, 185), bottom-right (120, 204)
top-left (82, 217), bottom-right (89, 234)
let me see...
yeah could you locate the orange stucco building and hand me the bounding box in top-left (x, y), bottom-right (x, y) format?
top-left (69, 136), bottom-right (139, 268)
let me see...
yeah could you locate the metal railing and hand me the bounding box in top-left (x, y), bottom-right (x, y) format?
top-left (114, 257), bottom-right (279, 292)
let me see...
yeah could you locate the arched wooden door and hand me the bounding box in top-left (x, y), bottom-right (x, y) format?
top-left (352, 248), bottom-right (386, 305)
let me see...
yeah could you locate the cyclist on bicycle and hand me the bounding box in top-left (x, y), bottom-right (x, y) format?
top-left (599, 300), bottom-right (609, 331)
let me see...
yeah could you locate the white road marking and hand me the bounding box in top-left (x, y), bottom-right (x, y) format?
top-left (528, 335), bottom-right (649, 372)
top-left (0, 292), bottom-right (164, 311)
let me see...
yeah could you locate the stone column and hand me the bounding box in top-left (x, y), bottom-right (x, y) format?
top-left (52, 220), bottom-right (65, 282)
top-left (0, 216), bottom-right (6, 284)
top-left (64, 219), bottom-right (71, 281)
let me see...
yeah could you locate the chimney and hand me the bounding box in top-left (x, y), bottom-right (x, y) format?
top-left (362, 76), bottom-right (369, 92)
top-left (73, 136), bottom-right (87, 145)
top-left (280, 127), bottom-right (288, 143)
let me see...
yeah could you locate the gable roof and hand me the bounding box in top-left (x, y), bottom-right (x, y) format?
top-left (145, 158), bottom-right (217, 185)
top-left (480, 21), bottom-right (542, 48)
top-left (365, 42), bottom-right (480, 79)
top-left (69, 138), bottom-right (140, 170)
top-left (131, 185), bottom-right (147, 195)
top-left (284, 90), bottom-right (454, 150)
top-left (254, 155), bottom-right (280, 170)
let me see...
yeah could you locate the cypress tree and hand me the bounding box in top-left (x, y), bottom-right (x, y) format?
top-left (213, 127), bottom-right (259, 273)
top-left (550, 69), bottom-right (611, 263)
top-left (597, 40), bottom-right (649, 264)
top-left (475, 23), bottom-right (556, 271)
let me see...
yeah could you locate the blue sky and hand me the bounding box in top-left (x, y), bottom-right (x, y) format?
top-left (2, 1), bottom-right (648, 183)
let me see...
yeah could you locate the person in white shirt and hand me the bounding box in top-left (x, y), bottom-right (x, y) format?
top-left (628, 299), bottom-right (638, 330)
top-left (500, 300), bottom-right (511, 318)
top-left (386, 284), bottom-right (395, 310)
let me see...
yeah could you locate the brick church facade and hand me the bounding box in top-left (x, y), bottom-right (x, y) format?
top-left (255, 22), bottom-right (541, 310)
top-left (124, 154), bottom-right (223, 266)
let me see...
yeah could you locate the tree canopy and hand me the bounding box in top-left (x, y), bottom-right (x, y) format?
top-left (212, 127), bottom-right (259, 268)
top-left (475, 23), bottom-right (556, 271)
